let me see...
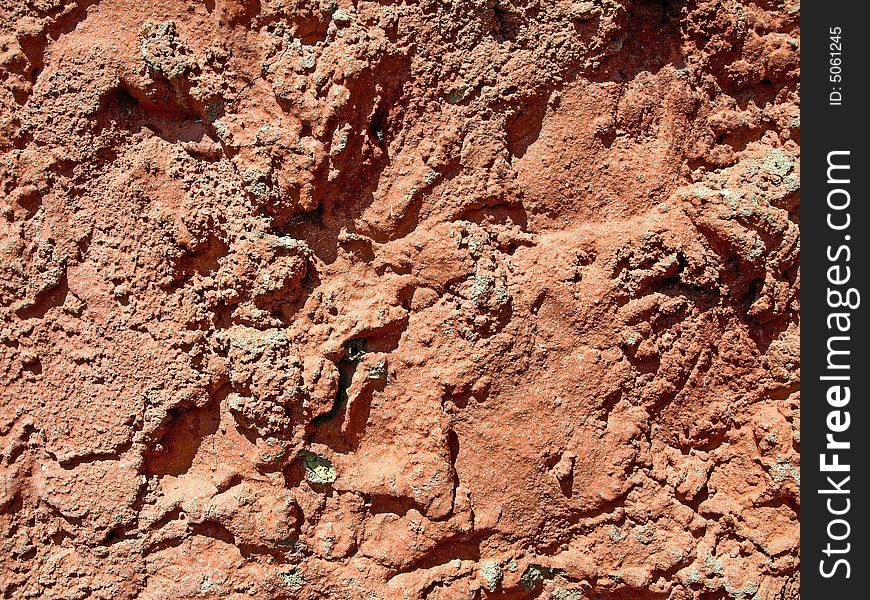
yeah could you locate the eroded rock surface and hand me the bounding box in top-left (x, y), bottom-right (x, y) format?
top-left (0, 1), bottom-right (799, 598)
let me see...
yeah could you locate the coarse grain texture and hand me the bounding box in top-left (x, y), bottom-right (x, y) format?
top-left (0, 1), bottom-right (799, 598)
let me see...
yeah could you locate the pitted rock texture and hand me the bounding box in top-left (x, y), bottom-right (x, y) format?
top-left (0, 1), bottom-right (799, 599)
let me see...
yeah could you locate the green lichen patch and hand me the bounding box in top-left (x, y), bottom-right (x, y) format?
top-left (332, 9), bottom-right (351, 23)
top-left (279, 567), bottom-right (305, 590)
top-left (199, 575), bottom-right (227, 595)
top-left (704, 550), bottom-right (726, 576)
top-left (344, 338), bottom-right (368, 362)
top-left (206, 99), bottom-right (224, 123)
top-left (301, 451), bottom-right (337, 484)
top-left (481, 560), bottom-right (503, 592)
top-left (410, 470), bottom-right (441, 502)
top-left (609, 524), bottom-right (628, 542)
top-left (768, 456), bottom-right (800, 483)
top-left (520, 564), bottom-right (551, 591)
top-left (760, 149), bottom-right (793, 178)
top-left (368, 360), bottom-right (387, 380)
top-left (139, 21), bottom-right (196, 79)
top-left (471, 272), bottom-right (492, 306)
top-left (447, 85), bottom-right (469, 104)
top-left (332, 132), bottom-right (350, 155)
top-left (634, 524), bottom-right (654, 545)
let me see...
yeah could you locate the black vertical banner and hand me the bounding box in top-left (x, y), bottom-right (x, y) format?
top-left (802, 3), bottom-right (870, 597)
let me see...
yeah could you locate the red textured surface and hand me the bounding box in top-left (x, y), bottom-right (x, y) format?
top-left (1, 1), bottom-right (799, 598)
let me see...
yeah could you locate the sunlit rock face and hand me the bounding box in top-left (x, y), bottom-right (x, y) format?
top-left (0, 1), bottom-right (799, 598)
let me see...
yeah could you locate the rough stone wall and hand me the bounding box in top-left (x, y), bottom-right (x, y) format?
top-left (0, 1), bottom-right (799, 598)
